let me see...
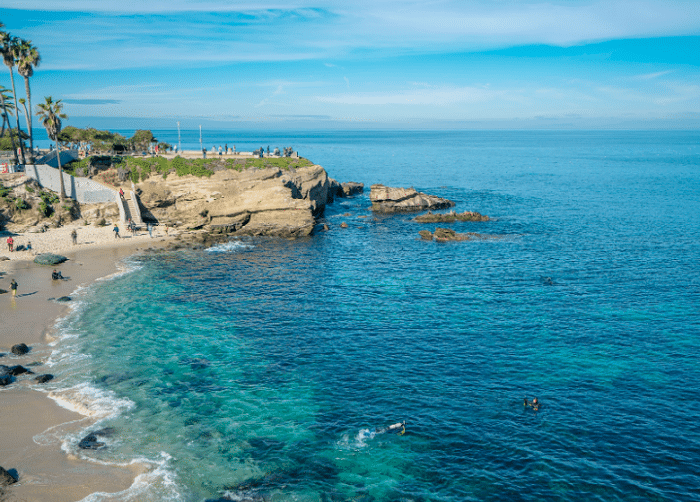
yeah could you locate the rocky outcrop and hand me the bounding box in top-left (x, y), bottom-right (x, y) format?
top-left (340, 182), bottom-right (364, 197)
top-left (370, 184), bottom-right (454, 213)
top-left (137, 165), bottom-right (340, 238)
top-left (420, 228), bottom-right (505, 242)
top-left (414, 210), bottom-right (489, 223)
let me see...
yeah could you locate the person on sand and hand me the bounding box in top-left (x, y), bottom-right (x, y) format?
top-left (10, 278), bottom-right (17, 297)
top-left (7, 235), bottom-right (13, 252)
top-left (147, 223), bottom-right (153, 238)
top-left (113, 224), bottom-right (120, 239)
top-left (71, 229), bottom-right (78, 245)
top-left (52, 269), bottom-right (63, 280)
top-left (524, 397), bottom-right (540, 411)
top-left (119, 188), bottom-right (124, 198)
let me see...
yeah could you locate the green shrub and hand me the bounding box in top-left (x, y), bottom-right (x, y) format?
top-left (25, 186), bottom-right (35, 193)
top-left (39, 201), bottom-right (53, 217)
top-left (15, 197), bottom-right (30, 211)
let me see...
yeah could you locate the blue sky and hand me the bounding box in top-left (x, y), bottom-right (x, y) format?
top-left (1, 1), bottom-right (699, 128)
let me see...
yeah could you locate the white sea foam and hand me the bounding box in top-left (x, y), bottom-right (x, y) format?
top-left (206, 240), bottom-right (253, 253)
top-left (48, 382), bottom-right (135, 419)
top-left (337, 428), bottom-right (375, 450)
top-left (76, 452), bottom-right (181, 502)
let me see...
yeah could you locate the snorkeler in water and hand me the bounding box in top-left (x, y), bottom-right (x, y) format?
top-left (375, 421), bottom-right (406, 435)
top-left (524, 397), bottom-right (540, 411)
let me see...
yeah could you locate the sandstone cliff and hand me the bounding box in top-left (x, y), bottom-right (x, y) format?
top-left (137, 164), bottom-right (339, 238)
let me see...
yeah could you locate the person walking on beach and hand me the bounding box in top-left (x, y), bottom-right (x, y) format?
top-left (7, 236), bottom-right (13, 252)
top-left (147, 223), bottom-right (153, 238)
top-left (113, 224), bottom-right (120, 238)
top-left (10, 279), bottom-right (17, 297)
top-left (71, 229), bottom-right (78, 245)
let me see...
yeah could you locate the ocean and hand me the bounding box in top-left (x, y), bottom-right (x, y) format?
top-left (34, 130), bottom-right (700, 501)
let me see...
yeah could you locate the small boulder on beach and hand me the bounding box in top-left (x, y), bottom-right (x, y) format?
top-left (0, 374), bottom-right (13, 386)
top-left (35, 374), bottom-right (54, 383)
top-left (56, 296), bottom-right (72, 302)
top-left (34, 253), bottom-right (68, 265)
top-left (8, 365), bottom-right (34, 376)
top-left (11, 343), bottom-right (29, 355)
top-left (0, 466), bottom-right (18, 486)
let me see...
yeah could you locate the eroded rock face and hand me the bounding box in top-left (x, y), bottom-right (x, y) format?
top-left (414, 210), bottom-right (489, 223)
top-left (137, 165), bottom-right (338, 238)
top-left (370, 184), bottom-right (454, 213)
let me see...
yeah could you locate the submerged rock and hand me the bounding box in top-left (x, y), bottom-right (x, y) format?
top-left (370, 184), bottom-right (454, 213)
top-left (78, 428), bottom-right (116, 450)
top-left (11, 343), bottom-right (29, 355)
top-left (414, 210), bottom-right (489, 223)
top-left (34, 253), bottom-right (68, 265)
top-left (35, 374), bottom-right (54, 383)
top-left (421, 228), bottom-right (506, 242)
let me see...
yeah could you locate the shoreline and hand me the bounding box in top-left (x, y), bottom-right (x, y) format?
top-left (0, 228), bottom-right (178, 501)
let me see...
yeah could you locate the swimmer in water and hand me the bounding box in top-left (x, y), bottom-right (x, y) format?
top-left (376, 421), bottom-right (406, 435)
top-left (524, 397), bottom-right (540, 411)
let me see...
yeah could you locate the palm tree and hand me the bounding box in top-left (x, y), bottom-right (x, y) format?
top-left (36, 96), bottom-right (68, 200)
top-left (16, 38), bottom-right (40, 160)
top-left (0, 31), bottom-right (25, 164)
top-left (0, 85), bottom-right (15, 135)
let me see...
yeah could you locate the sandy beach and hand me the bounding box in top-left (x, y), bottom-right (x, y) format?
top-left (0, 225), bottom-right (177, 501)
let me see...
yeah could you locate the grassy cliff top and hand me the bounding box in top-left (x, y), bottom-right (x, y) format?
top-left (66, 155), bottom-right (314, 183)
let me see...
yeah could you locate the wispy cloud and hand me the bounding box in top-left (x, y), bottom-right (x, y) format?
top-left (63, 99), bottom-right (121, 105)
top-left (632, 70), bottom-right (674, 80)
top-left (5, 1), bottom-right (700, 71)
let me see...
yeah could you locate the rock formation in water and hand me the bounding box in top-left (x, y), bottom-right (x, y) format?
top-left (369, 184), bottom-right (454, 213)
top-left (414, 210), bottom-right (489, 223)
top-left (420, 228), bottom-right (504, 242)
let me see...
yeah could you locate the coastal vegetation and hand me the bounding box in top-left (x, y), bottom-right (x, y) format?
top-left (65, 154), bottom-right (314, 185)
top-left (1, 22), bottom-right (41, 164)
top-left (36, 96), bottom-right (68, 200)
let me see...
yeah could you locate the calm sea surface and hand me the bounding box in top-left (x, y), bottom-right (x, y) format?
top-left (37, 130), bottom-right (700, 501)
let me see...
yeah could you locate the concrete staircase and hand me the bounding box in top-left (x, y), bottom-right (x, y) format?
top-left (124, 193), bottom-right (143, 225)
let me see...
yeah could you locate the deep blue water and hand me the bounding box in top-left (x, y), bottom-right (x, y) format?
top-left (41, 130), bottom-right (700, 502)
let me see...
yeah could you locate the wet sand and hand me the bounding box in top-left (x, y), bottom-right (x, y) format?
top-left (0, 234), bottom-right (174, 501)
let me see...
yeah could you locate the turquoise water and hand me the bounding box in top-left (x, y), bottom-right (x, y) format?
top-left (41, 130), bottom-right (700, 501)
